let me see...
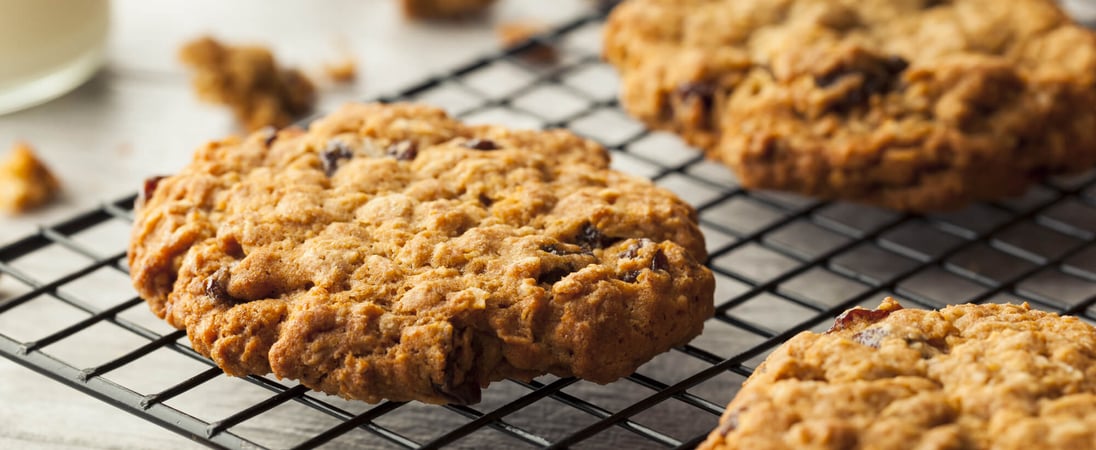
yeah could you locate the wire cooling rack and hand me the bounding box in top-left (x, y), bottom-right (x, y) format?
top-left (2, 11), bottom-right (1096, 450)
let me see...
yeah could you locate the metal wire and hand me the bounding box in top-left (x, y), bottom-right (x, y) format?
top-left (1, 11), bottom-right (1095, 450)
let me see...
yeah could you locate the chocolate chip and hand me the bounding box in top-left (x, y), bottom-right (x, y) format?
top-left (828, 304), bottom-right (903, 332)
top-left (852, 327), bottom-right (887, 349)
top-left (621, 270), bottom-right (641, 283)
top-left (463, 138), bottom-right (499, 151)
top-left (674, 81), bottom-right (716, 111)
top-left (386, 140), bottom-right (418, 161)
top-left (651, 249), bottom-right (670, 272)
top-left (204, 267), bottom-right (243, 304)
top-left (321, 141), bottom-right (354, 177)
top-left (575, 222), bottom-right (620, 250)
top-left (260, 126), bottom-right (278, 147)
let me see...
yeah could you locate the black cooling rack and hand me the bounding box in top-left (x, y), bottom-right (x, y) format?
top-left (2, 11), bottom-right (1096, 450)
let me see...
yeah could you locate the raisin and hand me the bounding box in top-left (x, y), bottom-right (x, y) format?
top-left (432, 381), bottom-right (480, 405)
top-left (621, 270), bottom-right (641, 283)
top-left (576, 222), bottom-right (601, 248)
top-left (575, 222), bottom-right (619, 249)
top-left (204, 267), bottom-right (243, 304)
top-left (139, 175), bottom-right (167, 208)
top-left (815, 54), bottom-right (909, 113)
top-left (651, 249), bottom-right (670, 272)
top-left (883, 55), bottom-right (910, 74)
top-left (828, 304), bottom-right (902, 332)
top-left (621, 239), bottom-right (653, 259)
top-left (260, 126), bottom-right (278, 147)
top-left (674, 81), bottom-right (716, 112)
top-left (537, 266), bottom-right (572, 285)
top-left (852, 327), bottom-right (887, 349)
top-left (433, 330), bottom-right (481, 405)
top-left (321, 141), bottom-right (354, 177)
top-left (386, 140), bottom-right (418, 161)
top-left (541, 244), bottom-right (566, 255)
top-left (463, 138), bottom-right (499, 151)
top-left (478, 193), bottom-right (493, 207)
top-left (814, 71), bottom-right (845, 89)
top-left (541, 243), bottom-right (590, 257)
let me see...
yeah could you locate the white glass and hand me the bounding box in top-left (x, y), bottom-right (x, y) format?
top-left (0, 0), bottom-right (110, 115)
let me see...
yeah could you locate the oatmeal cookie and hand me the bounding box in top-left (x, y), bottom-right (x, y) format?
top-left (700, 298), bottom-right (1096, 449)
top-left (128, 102), bottom-right (714, 404)
top-left (604, 0), bottom-right (1096, 211)
top-left (179, 36), bottom-right (316, 131)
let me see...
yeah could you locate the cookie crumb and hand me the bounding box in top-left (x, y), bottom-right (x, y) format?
top-left (496, 21), bottom-right (558, 64)
top-left (400, 0), bottom-right (495, 20)
top-left (179, 36), bottom-right (316, 131)
top-left (323, 58), bottom-right (357, 83)
top-left (0, 142), bottom-right (61, 214)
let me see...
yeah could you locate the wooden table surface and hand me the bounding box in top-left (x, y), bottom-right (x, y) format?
top-left (0, 1), bottom-right (591, 448)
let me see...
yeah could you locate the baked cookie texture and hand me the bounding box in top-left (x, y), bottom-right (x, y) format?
top-left (604, 0), bottom-right (1096, 211)
top-left (128, 103), bottom-right (714, 404)
top-left (700, 298), bottom-right (1096, 450)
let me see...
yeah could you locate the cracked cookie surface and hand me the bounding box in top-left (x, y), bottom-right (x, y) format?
top-left (128, 102), bottom-right (714, 404)
top-left (700, 298), bottom-right (1096, 449)
top-left (604, 0), bottom-right (1096, 211)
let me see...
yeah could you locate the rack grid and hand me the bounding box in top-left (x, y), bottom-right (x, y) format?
top-left (2, 10), bottom-right (1095, 450)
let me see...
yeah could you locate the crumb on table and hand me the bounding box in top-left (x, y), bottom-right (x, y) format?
top-left (0, 142), bottom-right (61, 214)
top-left (179, 36), bottom-right (316, 131)
top-left (400, 0), bottom-right (496, 20)
top-left (497, 21), bottom-right (558, 64)
top-left (323, 58), bottom-right (358, 83)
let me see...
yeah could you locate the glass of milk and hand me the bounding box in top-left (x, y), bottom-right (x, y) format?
top-left (0, 0), bottom-right (110, 115)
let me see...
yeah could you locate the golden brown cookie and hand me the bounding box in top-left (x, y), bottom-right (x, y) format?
top-left (128, 102), bottom-right (714, 404)
top-left (604, 0), bottom-right (1096, 211)
top-left (701, 298), bottom-right (1096, 449)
